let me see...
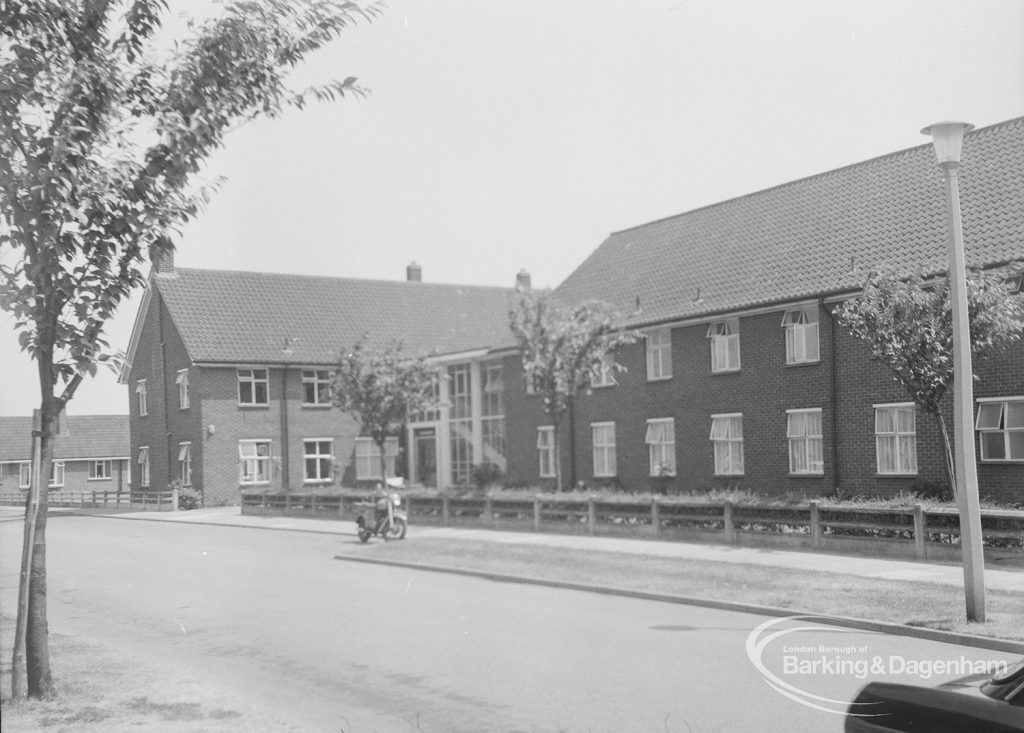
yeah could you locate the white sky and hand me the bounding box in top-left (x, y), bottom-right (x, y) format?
top-left (2, 0), bottom-right (1023, 417)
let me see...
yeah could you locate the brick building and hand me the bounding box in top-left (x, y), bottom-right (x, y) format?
top-left (120, 260), bottom-right (518, 506)
top-left (504, 117), bottom-right (1023, 504)
top-left (0, 415), bottom-right (130, 494)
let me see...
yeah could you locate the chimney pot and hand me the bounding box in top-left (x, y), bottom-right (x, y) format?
top-left (406, 262), bottom-right (422, 282)
top-left (515, 269), bottom-right (531, 291)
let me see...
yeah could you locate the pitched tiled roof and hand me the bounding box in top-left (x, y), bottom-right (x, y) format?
top-left (556, 117), bottom-right (1024, 325)
top-left (154, 269), bottom-right (516, 364)
top-left (0, 415), bottom-right (130, 462)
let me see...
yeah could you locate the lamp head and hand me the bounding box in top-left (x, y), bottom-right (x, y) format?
top-left (921, 121), bottom-right (974, 166)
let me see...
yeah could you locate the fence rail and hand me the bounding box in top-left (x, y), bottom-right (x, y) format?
top-left (240, 492), bottom-right (1024, 561)
top-left (0, 490), bottom-right (175, 511)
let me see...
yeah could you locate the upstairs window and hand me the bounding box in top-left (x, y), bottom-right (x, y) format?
top-left (136, 379), bottom-right (148, 416)
top-left (707, 319), bottom-right (740, 373)
top-left (645, 328), bottom-right (672, 381)
top-left (976, 398), bottom-right (1024, 462)
top-left (875, 404), bottom-right (917, 475)
top-left (302, 370), bottom-right (332, 406)
top-left (590, 356), bottom-right (618, 388)
top-left (782, 306), bottom-right (820, 364)
top-left (355, 437), bottom-right (398, 480)
top-left (176, 369), bottom-right (190, 409)
top-left (645, 418), bottom-right (676, 476)
top-left (710, 414), bottom-right (744, 475)
top-left (537, 427), bottom-right (556, 478)
top-left (787, 409), bottom-right (824, 475)
top-left (237, 369), bottom-right (269, 406)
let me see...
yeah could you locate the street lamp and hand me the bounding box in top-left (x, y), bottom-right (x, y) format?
top-left (920, 121), bottom-right (985, 622)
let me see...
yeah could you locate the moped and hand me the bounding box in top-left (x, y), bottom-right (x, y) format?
top-left (354, 484), bottom-right (407, 542)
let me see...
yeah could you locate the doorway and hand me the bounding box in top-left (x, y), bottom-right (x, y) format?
top-left (413, 427), bottom-right (437, 487)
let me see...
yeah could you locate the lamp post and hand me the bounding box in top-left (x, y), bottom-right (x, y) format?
top-left (920, 121), bottom-right (985, 622)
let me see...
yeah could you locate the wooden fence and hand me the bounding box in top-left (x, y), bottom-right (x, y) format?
top-left (240, 492), bottom-right (1024, 562)
top-left (0, 490), bottom-right (176, 511)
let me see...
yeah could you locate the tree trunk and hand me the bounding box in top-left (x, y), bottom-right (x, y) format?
top-left (376, 436), bottom-right (388, 485)
top-left (551, 416), bottom-right (562, 492)
top-left (934, 410), bottom-right (958, 500)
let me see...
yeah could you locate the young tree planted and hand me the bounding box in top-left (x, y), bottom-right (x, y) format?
top-left (331, 339), bottom-right (439, 482)
top-left (0, 0), bottom-right (381, 699)
top-left (836, 269), bottom-right (1024, 493)
top-left (509, 287), bottom-right (638, 491)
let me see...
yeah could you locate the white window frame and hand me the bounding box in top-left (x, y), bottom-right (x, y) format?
top-left (645, 328), bottom-right (673, 381)
top-left (591, 422), bottom-right (617, 477)
top-left (537, 427), bottom-right (556, 478)
top-left (237, 368), bottom-right (269, 406)
top-left (710, 413), bottom-right (744, 476)
top-left (354, 437), bottom-right (398, 481)
top-left (89, 459), bottom-right (112, 481)
top-left (590, 357), bottom-right (618, 388)
top-left (787, 408), bottom-right (824, 475)
top-left (645, 418), bottom-right (676, 476)
top-left (19, 462), bottom-right (31, 489)
top-left (303, 439), bottom-right (334, 483)
top-left (178, 442), bottom-right (192, 486)
top-left (301, 370), bottom-right (332, 406)
top-left (136, 379), bottom-right (148, 416)
top-left (707, 319), bottom-right (741, 373)
top-left (782, 306), bottom-right (820, 364)
top-left (48, 460), bottom-right (65, 487)
top-left (874, 403), bottom-right (918, 475)
top-left (976, 397), bottom-right (1024, 462)
top-left (138, 446), bottom-right (150, 487)
top-left (176, 369), bottom-right (190, 409)
top-left (238, 440), bottom-right (272, 484)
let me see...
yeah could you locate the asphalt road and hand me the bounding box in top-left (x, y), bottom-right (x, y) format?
top-left (1, 516), bottom-right (1018, 732)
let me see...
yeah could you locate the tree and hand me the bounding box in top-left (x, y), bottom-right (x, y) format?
top-left (509, 287), bottom-right (638, 491)
top-left (331, 339), bottom-right (439, 482)
top-left (836, 269), bottom-right (1024, 493)
top-left (0, 0), bottom-right (381, 699)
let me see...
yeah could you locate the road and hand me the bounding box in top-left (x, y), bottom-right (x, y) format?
top-left (1, 515), bottom-right (1018, 732)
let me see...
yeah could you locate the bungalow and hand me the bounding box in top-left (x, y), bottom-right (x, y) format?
top-left (0, 415), bottom-right (131, 494)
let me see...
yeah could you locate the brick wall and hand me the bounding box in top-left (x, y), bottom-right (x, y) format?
top-left (0, 459), bottom-right (127, 493)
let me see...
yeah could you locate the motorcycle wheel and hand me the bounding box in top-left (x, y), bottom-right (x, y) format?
top-left (385, 517), bottom-right (407, 540)
top-left (358, 528), bottom-right (371, 543)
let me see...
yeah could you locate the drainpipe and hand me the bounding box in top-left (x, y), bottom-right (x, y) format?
top-left (567, 398), bottom-right (577, 489)
top-left (158, 294), bottom-right (171, 489)
top-left (279, 365), bottom-right (290, 491)
top-left (824, 300), bottom-right (840, 491)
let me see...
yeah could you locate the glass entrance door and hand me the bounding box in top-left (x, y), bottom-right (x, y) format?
top-left (413, 427), bottom-right (437, 488)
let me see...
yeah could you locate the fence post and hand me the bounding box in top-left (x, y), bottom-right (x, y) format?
top-left (171, 487), bottom-right (179, 512)
top-left (723, 501), bottom-right (735, 543)
top-left (913, 504), bottom-right (926, 559)
top-left (810, 501), bottom-right (821, 549)
top-left (262, 493), bottom-right (267, 517)
top-left (442, 495), bottom-right (450, 525)
top-left (651, 500), bottom-right (660, 537)
top-left (311, 494), bottom-right (318, 515)
top-left (587, 498), bottom-right (596, 535)
top-left (533, 497), bottom-right (541, 532)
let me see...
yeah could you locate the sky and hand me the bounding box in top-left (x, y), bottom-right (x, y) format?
top-left (2, 0), bottom-right (1023, 417)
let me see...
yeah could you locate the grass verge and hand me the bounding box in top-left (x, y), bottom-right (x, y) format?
top-left (338, 538), bottom-right (1024, 644)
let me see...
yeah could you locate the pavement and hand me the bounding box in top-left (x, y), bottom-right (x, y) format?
top-left (11, 504), bottom-right (1020, 594)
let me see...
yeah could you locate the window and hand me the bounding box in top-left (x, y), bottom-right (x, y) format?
top-left (138, 446), bottom-right (150, 487)
top-left (89, 460), bottom-right (112, 480)
top-left (302, 370), bottom-right (332, 406)
top-left (782, 306), bottom-right (820, 364)
top-left (411, 371), bottom-right (441, 422)
top-left (787, 409), bottom-right (824, 475)
top-left (449, 364), bottom-right (473, 485)
top-left (303, 439), bottom-right (333, 482)
top-left (481, 363), bottom-right (507, 471)
top-left (591, 423), bottom-right (617, 477)
top-left (537, 427), bottom-right (556, 478)
top-left (49, 461), bottom-right (65, 487)
top-left (710, 414), bottom-right (744, 475)
top-left (178, 443), bottom-right (192, 486)
top-left (176, 369), bottom-right (190, 409)
top-left (707, 319), bottom-right (740, 373)
top-left (136, 379), bottom-right (148, 416)
top-left (19, 463), bottom-right (30, 489)
top-left (354, 437), bottom-right (398, 480)
top-left (976, 398), bottom-right (1024, 462)
top-left (239, 440), bottom-right (271, 484)
top-left (590, 357), bottom-right (618, 388)
top-left (645, 328), bottom-right (672, 380)
top-left (875, 404), bottom-right (917, 474)
top-left (237, 368), bottom-right (269, 405)
top-left (645, 418), bottom-right (676, 476)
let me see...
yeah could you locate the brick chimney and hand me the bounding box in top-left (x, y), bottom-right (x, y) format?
top-left (515, 269), bottom-right (531, 291)
top-left (150, 242), bottom-right (175, 275)
top-left (406, 262), bottom-right (422, 282)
